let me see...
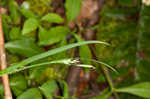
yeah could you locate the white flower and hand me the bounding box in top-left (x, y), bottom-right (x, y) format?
top-left (21, 1), bottom-right (30, 9)
top-left (143, 0), bottom-right (150, 6)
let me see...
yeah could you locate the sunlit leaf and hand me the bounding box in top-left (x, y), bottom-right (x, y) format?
top-left (116, 82), bottom-right (150, 98)
top-left (17, 88), bottom-right (42, 99)
top-left (20, 9), bottom-right (36, 18)
top-left (0, 41), bottom-right (108, 76)
top-left (38, 26), bottom-right (70, 46)
top-left (5, 38), bottom-right (43, 57)
top-left (8, 0), bottom-right (19, 24)
top-left (42, 13), bottom-right (64, 23)
top-left (74, 34), bottom-right (91, 64)
top-left (39, 80), bottom-right (58, 99)
top-left (22, 18), bottom-right (39, 34)
top-left (58, 80), bottom-right (69, 99)
top-left (65, 0), bottom-right (82, 23)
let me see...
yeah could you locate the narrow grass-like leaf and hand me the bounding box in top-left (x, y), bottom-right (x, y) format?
top-left (16, 41), bottom-right (109, 67)
top-left (78, 58), bottom-right (117, 73)
top-left (0, 58), bottom-right (117, 76)
top-left (1, 41), bottom-right (108, 76)
top-left (0, 59), bottom-right (93, 76)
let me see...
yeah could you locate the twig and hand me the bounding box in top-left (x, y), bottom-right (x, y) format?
top-left (91, 47), bottom-right (120, 99)
top-left (0, 8), bottom-right (13, 99)
top-left (101, 66), bottom-right (120, 99)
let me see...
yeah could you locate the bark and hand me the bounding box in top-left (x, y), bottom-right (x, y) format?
top-left (0, 8), bottom-right (13, 99)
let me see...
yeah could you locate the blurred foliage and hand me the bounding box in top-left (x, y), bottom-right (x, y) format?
top-left (1, 0), bottom-right (150, 99)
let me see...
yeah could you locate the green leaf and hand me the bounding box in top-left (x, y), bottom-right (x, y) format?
top-left (17, 88), bottom-right (42, 99)
top-left (65, 0), bottom-right (82, 23)
top-left (0, 58), bottom-right (95, 76)
top-left (0, 41), bottom-right (108, 76)
top-left (58, 80), bottom-right (69, 99)
top-left (20, 9), bottom-right (36, 18)
top-left (29, 65), bottom-right (46, 81)
top-left (39, 80), bottom-right (58, 99)
top-left (9, 27), bottom-right (21, 40)
top-left (116, 82), bottom-right (150, 98)
top-left (2, 14), bottom-right (11, 40)
top-left (38, 26), bottom-right (70, 46)
top-left (74, 34), bottom-right (91, 64)
top-left (42, 13), bottom-right (64, 23)
top-left (8, 0), bottom-right (19, 24)
top-left (29, 59), bottom-right (48, 82)
top-left (5, 38), bottom-right (43, 57)
top-left (22, 18), bottom-right (39, 34)
top-left (10, 74), bottom-right (27, 96)
top-left (17, 40), bottom-right (108, 67)
top-left (0, 84), bottom-right (4, 99)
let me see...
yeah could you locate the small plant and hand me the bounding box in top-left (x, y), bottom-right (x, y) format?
top-left (1, 0), bottom-right (150, 99)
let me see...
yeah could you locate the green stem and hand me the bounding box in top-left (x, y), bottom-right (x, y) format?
top-left (101, 66), bottom-right (120, 99)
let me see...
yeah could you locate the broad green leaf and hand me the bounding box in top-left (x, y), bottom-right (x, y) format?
top-left (58, 80), bottom-right (69, 99)
top-left (29, 66), bottom-right (46, 82)
top-left (39, 80), bottom-right (58, 99)
top-left (9, 27), bottom-right (21, 40)
top-left (8, 0), bottom-right (19, 24)
top-left (116, 82), bottom-right (150, 98)
top-left (65, 0), bottom-right (82, 23)
top-left (2, 14), bottom-right (12, 23)
top-left (10, 74), bottom-right (27, 96)
top-left (17, 88), bottom-right (42, 99)
top-left (42, 13), bottom-right (64, 23)
top-left (49, 39), bottom-right (67, 60)
top-left (22, 18), bottom-right (39, 34)
top-left (38, 26), bottom-right (70, 46)
top-left (74, 34), bottom-right (91, 64)
top-left (5, 38), bottom-right (43, 57)
top-left (20, 9), bottom-right (36, 18)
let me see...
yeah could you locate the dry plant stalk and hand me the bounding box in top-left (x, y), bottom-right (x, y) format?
top-left (0, 8), bottom-right (13, 99)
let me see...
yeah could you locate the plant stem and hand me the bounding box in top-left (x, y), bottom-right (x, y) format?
top-left (101, 66), bottom-right (120, 99)
top-left (135, 1), bottom-right (143, 81)
top-left (0, 8), bottom-right (13, 99)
